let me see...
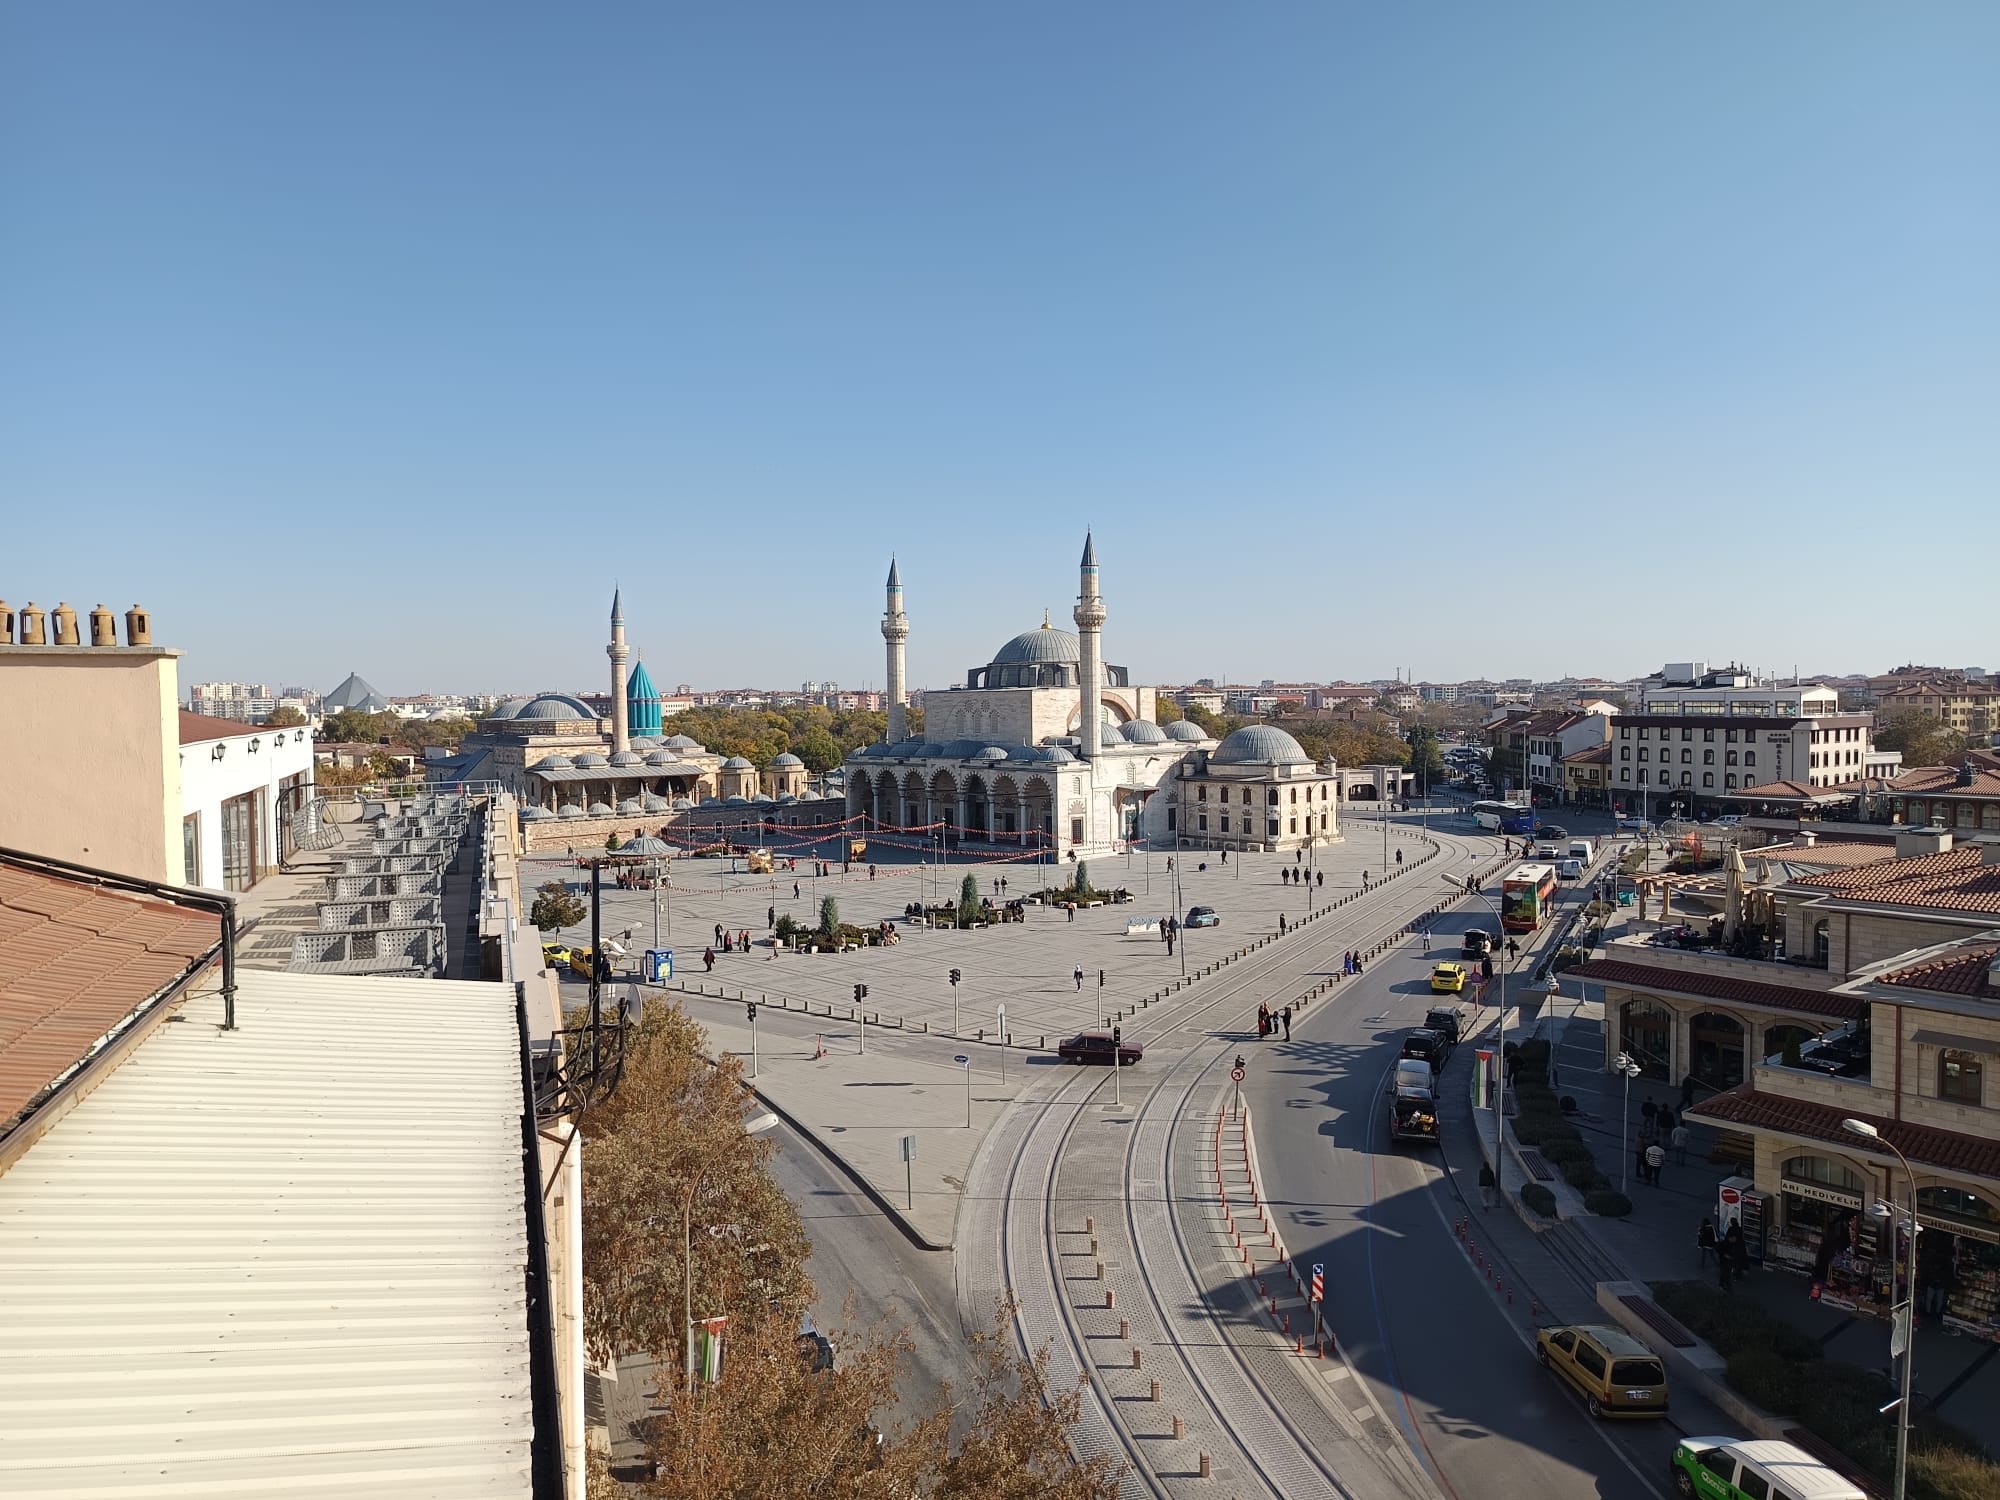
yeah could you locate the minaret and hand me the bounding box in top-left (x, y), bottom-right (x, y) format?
top-left (607, 589), bottom-right (631, 755)
top-left (881, 557), bottom-right (909, 744)
top-left (1074, 532), bottom-right (1105, 760)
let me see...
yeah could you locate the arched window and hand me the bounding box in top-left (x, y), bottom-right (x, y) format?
top-left (1690, 1010), bottom-right (1747, 1091)
top-left (1917, 1186), bottom-right (2000, 1234)
top-left (1619, 999), bottom-right (1673, 1081)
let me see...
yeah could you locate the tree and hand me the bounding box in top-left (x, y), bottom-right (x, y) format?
top-left (819, 895), bottom-right (840, 940)
top-left (791, 727), bottom-right (844, 773)
top-left (1152, 698), bottom-right (1185, 725)
top-left (1182, 703), bottom-right (1227, 738)
top-left (1406, 725), bottom-right (1445, 788)
top-left (321, 707), bottom-right (394, 744)
top-left (261, 705), bottom-right (307, 727)
top-left (1873, 710), bottom-right (1966, 770)
top-left (1073, 861), bottom-right (1092, 896)
top-left (606, 833), bottom-right (622, 852)
top-left (530, 879), bottom-right (587, 933)
top-left (957, 873), bottom-right (981, 926)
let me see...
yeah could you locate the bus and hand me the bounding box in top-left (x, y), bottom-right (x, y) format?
top-left (1501, 862), bottom-right (1559, 932)
top-left (1471, 800), bottom-right (1535, 835)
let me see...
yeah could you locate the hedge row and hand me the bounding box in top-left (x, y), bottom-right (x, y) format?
top-left (1653, 1281), bottom-right (1996, 1500)
top-left (1506, 1038), bottom-right (1626, 1212)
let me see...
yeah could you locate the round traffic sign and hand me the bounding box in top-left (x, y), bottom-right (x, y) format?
top-left (1719, 1186), bottom-right (1741, 1206)
top-left (954, 1054), bottom-right (970, 1066)
top-left (1229, 1066), bottom-right (1245, 1082)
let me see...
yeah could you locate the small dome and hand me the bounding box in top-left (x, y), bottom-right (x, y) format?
top-left (943, 739), bottom-right (987, 758)
top-left (521, 805), bottom-right (549, 820)
top-left (673, 797), bottom-right (695, 810)
top-left (752, 793), bottom-right (775, 803)
top-left (977, 746), bottom-right (1010, 760)
top-left (724, 795), bottom-right (749, 806)
top-left (991, 627), bottom-right (1080, 667)
top-left (558, 804), bottom-right (584, 819)
top-left (777, 793), bottom-right (797, 804)
top-left (574, 753), bottom-right (610, 768)
top-left (621, 834), bottom-right (673, 856)
top-left (536, 754), bottom-right (575, 771)
top-left (608, 750), bottom-right (642, 767)
top-left (770, 752), bottom-right (803, 767)
top-left (721, 756), bottom-right (753, 770)
top-left (665, 734), bottom-right (704, 752)
top-left (1121, 720), bottom-right (1168, 744)
top-left (516, 693), bottom-right (597, 721)
top-left (629, 736), bottom-right (661, 751)
top-left (641, 793), bottom-right (669, 810)
top-left (644, 749), bottom-right (674, 766)
top-left (698, 797), bottom-right (722, 808)
top-left (1163, 720), bottom-right (1206, 742)
top-left (616, 797), bottom-right (642, 813)
top-left (587, 801), bottom-right (613, 815)
top-left (1212, 725), bottom-right (1311, 766)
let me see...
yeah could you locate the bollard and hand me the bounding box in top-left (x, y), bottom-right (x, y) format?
top-left (1296, 1331), bottom-right (1303, 1353)
top-left (1281, 1311), bottom-right (1289, 1333)
top-left (1317, 1337), bottom-right (1326, 1359)
top-left (1095, 1260), bottom-right (1104, 1280)
top-left (1151, 1378), bottom-right (1161, 1402)
top-left (1085, 1214), bottom-right (1095, 1235)
top-left (1089, 1236), bottom-right (1099, 1256)
top-left (1132, 1347), bottom-right (1143, 1369)
top-left (1105, 1289), bottom-right (1116, 1309)
top-left (1119, 1317), bottom-right (1130, 1340)
top-left (1199, 1452), bottom-right (1211, 1479)
top-left (1172, 1416), bottom-right (1186, 1441)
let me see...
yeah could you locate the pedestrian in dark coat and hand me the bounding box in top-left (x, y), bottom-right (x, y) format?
top-left (767, 904), bottom-right (776, 930)
top-left (1281, 1005), bottom-right (1292, 1040)
top-left (1697, 1216), bottom-right (1718, 1267)
top-left (1681, 1073), bottom-right (1697, 1109)
top-left (1478, 1162), bottom-right (1496, 1210)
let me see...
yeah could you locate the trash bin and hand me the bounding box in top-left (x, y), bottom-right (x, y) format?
top-left (643, 948), bottom-right (674, 984)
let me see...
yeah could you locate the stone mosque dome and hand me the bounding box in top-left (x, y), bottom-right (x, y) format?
top-left (1163, 720), bottom-right (1207, 742)
top-left (665, 734), bottom-right (705, 753)
top-left (537, 754), bottom-right (575, 771)
top-left (515, 693), bottom-right (597, 722)
top-left (1212, 725), bottom-right (1312, 766)
top-left (770, 752), bottom-right (804, 768)
top-left (1120, 720), bottom-right (1168, 744)
top-left (720, 756), bottom-right (753, 771)
top-left (488, 697), bottom-right (534, 721)
top-left (573, 752), bottom-right (610, 768)
top-left (990, 627), bottom-right (1080, 668)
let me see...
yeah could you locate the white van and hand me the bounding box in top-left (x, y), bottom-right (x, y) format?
top-left (1557, 858), bottom-right (1584, 880)
top-left (1669, 1436), bottom-right (1865, 1500)
top-left (1567, 838), bottom-right (1595, 864)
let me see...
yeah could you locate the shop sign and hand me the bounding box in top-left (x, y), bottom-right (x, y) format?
top-left (1782, 1179), bottom-right (1862, 1209)
top-left (1917, 1212), bottom-right (2000, 1245)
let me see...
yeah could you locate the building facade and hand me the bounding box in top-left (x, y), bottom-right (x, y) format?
top-left (1609, 712), bottom-right (1875, 813)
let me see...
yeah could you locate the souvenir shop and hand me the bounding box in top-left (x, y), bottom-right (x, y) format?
top-left (1749, 1154), bottom-right (2000, 1340)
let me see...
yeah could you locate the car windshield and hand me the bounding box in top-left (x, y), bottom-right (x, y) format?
top-left (1611, 1358), bottom-right (1664, 1385)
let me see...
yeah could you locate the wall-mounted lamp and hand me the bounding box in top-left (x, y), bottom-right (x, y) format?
top-left (211, 744), bottom-right (227, 761)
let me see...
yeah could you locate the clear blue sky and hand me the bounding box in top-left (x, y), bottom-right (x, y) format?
top-left (5, 4), bottom-right (1995, 697)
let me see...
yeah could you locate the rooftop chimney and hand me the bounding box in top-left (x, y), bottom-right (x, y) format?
top-left (1896, 826), bottom-right (1953, 859)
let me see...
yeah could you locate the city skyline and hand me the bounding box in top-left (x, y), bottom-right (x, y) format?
top-left (8, 6), bottom-right (1996, 688)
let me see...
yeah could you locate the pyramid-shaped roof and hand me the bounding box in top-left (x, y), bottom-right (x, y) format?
top-left (626, 659), bottom-right (659, 702)
top-left (324, 671), bottom-right (386, 711)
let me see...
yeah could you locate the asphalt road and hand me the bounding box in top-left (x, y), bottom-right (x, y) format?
top-left (1243, 865), bottom-right (1690, 1500)
top-left (765, 1116), bottom-right (984, 1435)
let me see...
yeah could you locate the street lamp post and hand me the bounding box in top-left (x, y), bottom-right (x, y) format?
top-left (683, 1109), bottom-right (780, 1407)
top-left (1448, 877), bottom-right (1511, 1206)
top-left (1844, 1118), bottom-right (1918, 1500)
top-left (1615, 1053), bottom-right (1642, 1193)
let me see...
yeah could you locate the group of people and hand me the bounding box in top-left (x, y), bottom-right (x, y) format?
top-left (1697, 1216), bottom-right (1751, 1289)
top-left (1634, 1098), bottom-right (1691, 1186)
top-left (1279, 866), bottom-right (1321, 888)
top-left (1340, 950), bottom-right (1365, 975)
top-left (1256, 1002), bottom-right (1292, 1040)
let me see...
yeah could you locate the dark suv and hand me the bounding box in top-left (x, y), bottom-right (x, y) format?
top-left (1400, 1027), bottom-right (1454, 1070)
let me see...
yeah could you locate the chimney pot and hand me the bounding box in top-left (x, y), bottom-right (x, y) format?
top-left (89, 603), bottom-right (116, 646)
top-left (18, 602), bottom-right (46, 646)
top-left (51, 602), bottom-right (79, 646)
top-left (124, 605), bottom-right (152, 646)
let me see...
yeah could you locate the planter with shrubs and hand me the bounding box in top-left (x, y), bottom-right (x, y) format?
top-left (1519, 1183), bottom-right (1558, 1218)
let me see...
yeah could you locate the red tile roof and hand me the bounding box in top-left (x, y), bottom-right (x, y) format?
top-left (1794, 846), bottom-right (2000, 916)
top-left (0, 865), bottom-right (221, 1131)
top-left (1690, 1086), bottom-right (2000, 1183)
top-left (1568, 959), bottom-right (1863, 1020)
top-left (1875, 941), bottom-right (2000, 1000)
top-left (1737, 779), bottom-right (1836, 801)
top-left (1749, 842), bottom-right (1901, 870)
top-left (177, 710), bottom-right (254, 744)
top-left (1887, 762), bottom-right (2000, 798)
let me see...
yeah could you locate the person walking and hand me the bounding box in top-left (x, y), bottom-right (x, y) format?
top-left (1670, 1121), bottom-right (1690, 1165)
top-left (1697, 1216), bottom-right (1718, 1267)
top-left (1221, 849), bottom-right (1228, 865)
top-left (1396, 848), bottom-right (1404, 866)
top-left (1278, 912), bottom-right (1287, 934)
top-left (1281, 1005), bottom-right (1292, 1041)
top-left (1634, 1131), bottom-right (1652, 1186)
top-left (767, 904), bottom-right (776, 931)
top-left (1316, 870), bottom-right (1323, 888)
top-left (793, 881), bottom-right (801, 900)
top-left (1645, 1139), bottom-right (1666, 1187)
top-left (703, 946), bottom-right (715, 972)
top-left (1074, 964), bottom-right (1085, 992)
top-left (714, 922), bottom-right (725, 947)
top-left (1295, 850), bottom-right (1302, 866)
top-left (1478, 1161), bottom-right (1496, 1211)
top-left (1257, 1002), bottom-right (1270, 1038)
top-left (1723, 1223), bottom-right (1745, 1281)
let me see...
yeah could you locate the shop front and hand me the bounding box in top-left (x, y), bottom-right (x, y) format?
top-left (1765, 1155), bottom-right (1868, 1288)
top-left (1918, 1187), bottom-right (2000, 1345)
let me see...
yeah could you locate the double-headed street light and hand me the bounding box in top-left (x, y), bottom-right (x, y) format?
top-left (1843, 1117), bottom-right (1918, 1500)
top-left (1447, 876), bottom-right (1510, 1206)
top-left (1614, 1053), bottom-right (1643, 1193)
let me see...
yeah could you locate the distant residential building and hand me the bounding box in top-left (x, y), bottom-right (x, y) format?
top-left (1306, 685), bottom-right (1379, 711)
top-left (1175, 688), bottom-right (1226, 714)
top-left (1877, 680), bottom-right (2000, 737)
top-left (1612, 711), bottom-right (1875, 811)
top-left (1884, 751), bottom-right (2000, 833)
top-left (1417, 682), bottom-right (1460, 703)
top-left (1563, 741), bottom-right (1613, 807)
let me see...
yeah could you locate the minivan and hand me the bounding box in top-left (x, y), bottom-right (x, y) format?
top-left (1669, 1437), bottom-right (1865, 1500)
top-left (1557, 858), bottom-right (1584, 880)
top-left (1535, 1324), bottom-right (1668, 1418)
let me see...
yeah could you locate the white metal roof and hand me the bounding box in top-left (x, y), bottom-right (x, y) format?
top-left (0, 969), bottom-right (536, 1498)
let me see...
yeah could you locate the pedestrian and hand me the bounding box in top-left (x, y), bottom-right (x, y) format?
top-left (1257, 1002), bottom-right (1270, 1037)
top-left (1221, 850), bottom-right (1228, 865)
top-left (767, 904), bottom-right (776, 930)
top-left (1680, 1073), bottom-right (1696, 1110)
top-left (1723, 1223), bottom-right (1745, 1278)
top-left (1645, 1140), bottom-right (1665, 1187)
top-left (1718, 1248), bottom-right (1735, 1293)
top-left (1281, 1005), bottom-right (1292, 1040)
top-left (741, 929), bottom-right (751, 951)
top-left (1422, 928), bottom-right (1431, 953)
top-left (1697, 1216), bottom-right (1718, 1267)
top-left (1066, 902), bottom-right (1076, 923)
top-left (1295, 850), bottom-right (1302, 865)
top-left (1316, 871), bottom-right (1323, 888)
top-left (1354, 954), bottom-right (1364, 975)
top-left (1074, 964), bottom-right (1084, 992)
top-left (1363, 869), bottom-right (1369, 884)
top-left (1166, 856), bottom-right (1174, 872)
top-left (714, 922), bottom-right (725, 947)
top-left (703, 946), bottom-right (715, 972)
top-left (1396, 849), bottom-right (1404, 866)
top-left (1479, 1161), bottom-right (1496, 1211)
top-left (1668, 1120), bottom-right (1689, 1165)
top-left (1634, 1131), bottom-right (1651, 1186)
top-left (793, 881), bottom-right (801, 900)
top-left (1278, 912), bottom-right (1287, 934)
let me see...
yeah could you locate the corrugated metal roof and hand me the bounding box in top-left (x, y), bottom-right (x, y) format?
top-left (0, 969), bottom-right (535, 1497)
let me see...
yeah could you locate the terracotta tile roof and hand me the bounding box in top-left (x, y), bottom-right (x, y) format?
top-left (1794, 846), bottom-right (2000, 916)
top-left (1689, 1086), bottom-right (2000, 1183)
top-left (1748, 842), bottom-right (1901, 870)
top-left (1737, 780), bottom-right (1825, 801)
top-left (1888, 762), bottom-right (2000, 798)
top-left (1569, 959), bottom-right (1863, 1020)
top-left (177, 710), bottom-right (254, 744)
top-left (0, 865), bottom-right (221, 1131)
top-left (1875, 941), bottom-right (2000, 999)
top-left (1566, 743), bottom-right (1613, 765)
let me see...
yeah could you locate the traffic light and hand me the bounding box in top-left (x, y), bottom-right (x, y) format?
top-left (1098, 969), bottom-right (1105, 988)
top-left (746, 1002), bottom-right (757, 1023)
top-left (1112, 1026), bottom-right (1122, 1047)
top-left (949, 968), bottom-right (961, 987)
top-left (854, 983), bottom-right (868, 1002)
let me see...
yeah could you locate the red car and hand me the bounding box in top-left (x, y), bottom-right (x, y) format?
top-left (1058, 1030), bottom-right (1143, 1066)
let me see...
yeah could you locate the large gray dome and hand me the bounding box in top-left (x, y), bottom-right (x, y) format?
top-left (720, 756), bottom-right (753, 770)
top-left (770, 752), bottom-right (804, 767)
top-left (515, 693), bottom-right (596, 722)
top-left (1121, 719), bottom-right (1168, 744)
top-left (991, 627), bottom-right (1080, 667)
top-left (488, 697), bottom-right (533, 722)
top-left (1163, 720), bottom-right (1207, 742)
top-left (1212, 725), bottom-right (1311, 766)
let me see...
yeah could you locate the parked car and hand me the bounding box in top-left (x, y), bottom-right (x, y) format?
top-left (1461, 929), bottom-right (1496, 959)
top-left (1058, 1030), bottom-right (1143, 1066)
top-left (1424, 1004), bottom-right (1464, 1042)
top-left (1535, 1324), bottom-right (1669, 1419)
top-left (1668, 1437), bottom-right (1864, 1500)
top-left (1184, 905), bottom-right (1221, 928)
top-left (541, 943), bottom-right (572, 969)
top-left (1712, 814), bottom-right (1744, 828)
top-left (1533, 824), bottom-right (1570, 839)
top-left (1400, 1027), bottom-right (1454, 1070)
top-left (1616, 815), bottom-right (1653, 833)
top-left (1430, 962), bottom-right (1468, 994)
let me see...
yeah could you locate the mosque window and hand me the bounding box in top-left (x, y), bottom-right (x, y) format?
top-left (1198, 814), bottom-right (1208, 831)
top-left (1197, 786), bottom-right (1207, 802)
top-left (1220, 815), bottom-right (1230, 833)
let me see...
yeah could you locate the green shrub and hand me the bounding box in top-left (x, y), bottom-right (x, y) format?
top-left (1513, 1111), bottom-right (1579, 1148)
top-left (1537, 1139), bottom-right (1592, 1167)
top-left (1910, 1442), bottom-right (2000, 1500)
top-left (1650, 1281), bottom-right (1819, 1363)
top-left (818, 895), bottom-right (840, 939)
top-left (1584, 1188), bottom-right (1633, 1217)
top-left (1727, 1346), bottom-right (1803, 1416)
top-left (774, 914), bottom-right (800, 942)
top-left (1797, 1361), bottom-right (1897, 1479)
top-left (1520, 1183), bottom-right (1558, 1218)
top-left (1560, 1156), bottom-right (1606, 1191)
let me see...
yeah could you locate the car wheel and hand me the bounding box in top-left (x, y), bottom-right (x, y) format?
top-left (1535, 1344), bottom-right (1550, 1366)
top-left (1672, 1470), bottom-right (1696, 1499)
top-left (1586, 1395), bottom-right (1604, 1419)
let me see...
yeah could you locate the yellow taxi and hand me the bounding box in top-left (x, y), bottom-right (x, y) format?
top-left (1535, 1324), bottom-right (1668, 1418)
top-left (1429, 962), bottom-right (1468, 994)
top-left (541, 943), bottom-right (572, 970)
top-left (567, 947), bottom-right (595, 979)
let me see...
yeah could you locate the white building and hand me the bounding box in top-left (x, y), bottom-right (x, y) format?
top-left (177, 711), bottom-right (316, 891)
top-left (1640, 663), bottom-right (1840, 718)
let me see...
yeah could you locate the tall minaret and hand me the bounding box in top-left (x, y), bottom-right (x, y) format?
top-left (1074, 532), bottom-right (1105, 760)
top-left (607, 588), bottom-right (631, 755)
top-left (881, 557), bottom-right (909, 744)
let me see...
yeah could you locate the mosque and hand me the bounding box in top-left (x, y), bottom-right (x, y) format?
top-left (844, 537), bottom-right (1340, 858)
top-left (448, 592), bottom-right (810, 827)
